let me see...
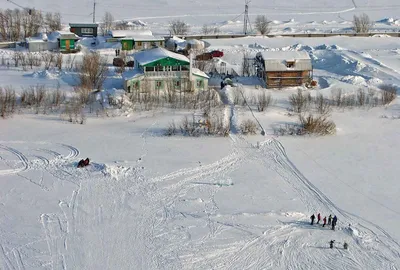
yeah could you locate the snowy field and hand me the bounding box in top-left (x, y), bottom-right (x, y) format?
top-left (2, 0), bottom-right (400, 35)
top-left (1, 1), bottom-right (400, 268)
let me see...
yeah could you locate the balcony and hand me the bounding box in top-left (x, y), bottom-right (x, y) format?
top-left (144, 70), bottom-right (190, 78)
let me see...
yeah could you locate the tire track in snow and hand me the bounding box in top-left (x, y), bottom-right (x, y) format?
top-left (0, 145), bottom-right (29, 176)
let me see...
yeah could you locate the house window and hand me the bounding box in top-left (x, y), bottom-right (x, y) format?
top-left (137, 41), bottom-right (142, 46)
top-left (145, 67), bottom-right (154, 72)
top-left (196, 80), bottom-right (203, 88)
top-left (174, 80), bottom-right (181, 88)
top-left (286, 61), bottom-right (295, 68)
top-left (155, 81), bottom-right (163, 89)
top-left (181, 65), bottom-right (189, 71)
top-left (133, 81), bottom-right (140, 89)
top-left (127, 86), bottom-right (131, 93)
top-left (81, 28), bottom-right (93, 34)
top-left (172, 65), bottom-right (178, 71)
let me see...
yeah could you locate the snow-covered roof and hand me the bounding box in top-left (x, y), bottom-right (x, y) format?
top-left (133, 47), bottom-right (189, 65)
top-left (121, 35), bottom-right (164, 42)
top-left (110, 29), bottom-right (153, 38)
top-left (47, 31), bottom-right (79, 42)
top-left (69, 23), bottom-right (98, 27)
top-left (123, 69), bottom-right (145, 80)
top-left (192, 68), bottom-right (209, 79)
top-left (25, 37), bottom-right (46, 43)
top-left (258, 51), bottom-right (311, 60)
top-left (257, 51), bottom-right (312, 71)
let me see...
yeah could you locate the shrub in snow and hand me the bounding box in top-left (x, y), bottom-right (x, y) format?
top-left (240, 119), bottom-right (258, 135)
top-left (0, 87), bottom-right (17, 119)
top-left (289, 89), bottom-right (311, 113)
top-left (353, 13), bottom-right (372, 33)
top-left (299, 114), bottom-right (336, 135)
top-left (314, 93), bottom-right (331, 115)
top-left (379, 84), bottom-right (397, 105)
top-left (257, 92), bottom-right (272, 112)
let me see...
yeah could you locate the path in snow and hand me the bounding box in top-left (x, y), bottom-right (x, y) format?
top-left (1, 128), bottom-right (400, 268)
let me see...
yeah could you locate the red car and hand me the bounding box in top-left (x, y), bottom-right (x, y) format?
top-left (210, 50), bottom-right (224, 58)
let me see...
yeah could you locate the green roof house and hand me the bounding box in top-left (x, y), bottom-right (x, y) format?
top-left (123, 47), bottom-right (209, 93)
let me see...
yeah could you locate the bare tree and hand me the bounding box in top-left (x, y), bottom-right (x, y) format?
top-left (41, 52), bottom-right (55, 70)
top-left (353, 13), bottom-right (372, 33)
top-left (169, 19), bottom-right (190, 35)
top-left (254, 15), bottom-right (270, 35)
top-left (101, 12), bottom-right (114, 36)
top-left (45, 12), bottom-right (62, 32)
top-left (202, 24), bottom-right (212, 35)
top-left (78, 52), bottom-right (108, 90)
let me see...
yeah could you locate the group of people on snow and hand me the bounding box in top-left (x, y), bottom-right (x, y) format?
top-left (310, 213), bottom-right (337, 230)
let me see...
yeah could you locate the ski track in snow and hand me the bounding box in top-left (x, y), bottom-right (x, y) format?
top-left (1, 121), bottom-right (400, 268)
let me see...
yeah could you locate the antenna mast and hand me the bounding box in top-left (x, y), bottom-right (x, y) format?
top-left (92, 0), bottom-right (96, 23)
top-left (243, 0), bottom-right (252, 35)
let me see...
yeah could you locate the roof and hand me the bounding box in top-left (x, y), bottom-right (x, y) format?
top-left (257, 51), bottom-right (312, 71)
top-left (192, 68), bottom-right (209, 79)
top-left (69, 23), bottom-right (98, 27)
top-left (121, 35), bottom-right (164, 42)
top-left (47, 31), bottom-right (79, 42)
top-left (258, 51), bottom-right (311, 61)
top-left (123, 69), bottom-right (145, 80)
top-left (110, 29), bottom-right (153, 38)
top-left (25, 37), bottom-right (46, 43)
top-left (133, 47), bottom-right (189, 65)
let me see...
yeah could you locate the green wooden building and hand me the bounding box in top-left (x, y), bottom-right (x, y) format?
top-left (58, 32), bottom-right (80, 52)
top-left (121, 36), bottom-right (165, 51)
top-left (124, 47), bottom-right (209, 93)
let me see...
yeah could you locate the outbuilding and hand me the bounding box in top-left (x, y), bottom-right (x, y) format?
top-left (69, 23), bottom-right (98, 37)
top-left (255, 51), bottom-right (313, 88)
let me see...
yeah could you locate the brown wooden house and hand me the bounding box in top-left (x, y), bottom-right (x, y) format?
top-left (255, 51), bottom-right (313, 88)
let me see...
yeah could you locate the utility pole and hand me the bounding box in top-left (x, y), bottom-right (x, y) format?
top-left (243, 0), bottom-right (252, 35)
top-left (92, 0), bottom-right (96, 23)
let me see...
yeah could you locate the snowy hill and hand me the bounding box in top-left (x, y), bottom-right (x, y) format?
top-left (2, 0), bottom-right (400, 34)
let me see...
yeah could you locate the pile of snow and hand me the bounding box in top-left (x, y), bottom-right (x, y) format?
top-left (314, 44), bottom-right (342, 50)
top-left (341, 75), bottom-right (367, 85)
top-left (31, 70), bottom-right (58, 79)
top-left (372, 34), bottom-right (392, 38)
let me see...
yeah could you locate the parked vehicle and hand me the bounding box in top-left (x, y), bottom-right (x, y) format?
top-left (113, 58), bottom-right (125, 67)
top-left (126, 60), bottom-right (134, 67)
top-left (210, 50), bottom-right (224, 58)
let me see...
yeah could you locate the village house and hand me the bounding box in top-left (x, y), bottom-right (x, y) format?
top-left (109, 30), bottom-right (165, 51)
top-left (123, 47), bottom-right (209, 93)
top-left (255, 51), bottom-right (313, 88)
top-left (25, 31), bottom-right (79, 52)
top-left (69, 23), bottom-right (98, 37)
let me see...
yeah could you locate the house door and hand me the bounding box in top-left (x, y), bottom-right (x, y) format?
top-left (65, 40), bottom-right (70, 50)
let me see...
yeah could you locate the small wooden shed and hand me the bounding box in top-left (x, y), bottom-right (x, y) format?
top-left (255, 51), bottom-right (313, 88)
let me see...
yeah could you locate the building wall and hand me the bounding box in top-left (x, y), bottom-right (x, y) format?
top-left (266, 70), bottom-right (311, 88)
top-left (121, 40), bottom-right (165, 51)
top-left (28, 42), bottom-right (48, 52)
top-left (70, 27), bottom-right (98, 37)
top-left (125, 74), bottom-right (208, 93)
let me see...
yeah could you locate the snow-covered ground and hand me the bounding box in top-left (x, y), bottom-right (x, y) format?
top-left (2, 0), bottom-right (400, 35)
top-left (1, 24), bottom-right (400, 270)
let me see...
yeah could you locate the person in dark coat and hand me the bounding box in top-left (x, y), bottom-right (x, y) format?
top-left (317, 213), bottom-right (321, 224)
top-left (330, 240), bottom-right (335, 248)
top-left (323, 216), bottom-right (327, 227)
top-left (310, 214), bottom-right (315, 225)
top-left (328, 215), bottom-right (332, 225)
top-left (332, 215), bottom-right (337, 230)
top-left (220, 81), bottom-right (225, 89)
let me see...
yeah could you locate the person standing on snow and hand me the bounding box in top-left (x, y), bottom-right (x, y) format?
top-left (328, 215), bottom-right (332, 225)
top-left (330, 240), bottom-right (335, 248)
top-left (323, 216), bottom-right (327, 227)
top-left (332, 215), bottom-right (338, 230)
top-left (317, 213), bottom-right (321, 224)
top-left (310, 214), bottom-right (315, 225)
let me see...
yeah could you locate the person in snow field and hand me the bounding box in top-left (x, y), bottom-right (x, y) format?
top-left (328, 214), bottom-right (332, 226)
top-left (310, 214), bottom-right (315, 225)
top-left (330, 240), bottom-right (335, 249)
top-left (343, 242), bottom-right (348, 250)
top-left (332, 215), bottom-right (338, 230)
top-left (77, 158), bottom-right (90, 168)
top-left (323, 216), bottom-right (327, 227)
top-left (317, 213), bottom-right (321, 224)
